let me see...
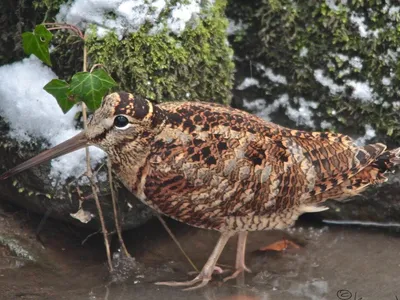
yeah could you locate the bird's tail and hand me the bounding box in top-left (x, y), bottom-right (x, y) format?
top-left (347, 147), bottom-right (400, 188)
top-left (308, 146), bottom-right (400, 204)
top-left (371, 147), bottom-right (400, 173)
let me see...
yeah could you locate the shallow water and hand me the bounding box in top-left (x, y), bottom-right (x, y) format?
top-left (1, 216), bottom-right (399, 300)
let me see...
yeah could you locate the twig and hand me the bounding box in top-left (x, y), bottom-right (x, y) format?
top-left (89, 64), bottom-right (103, 73)
top-left (82, 101), bottom-right (113, 271)
top-left (81, 229), bottom-right (101, 245)
top-left (156, 214), bottom-right (199, 272)
top-left (107, 157), bottom-right (131, 258)
top-left (83, 38), bottom-right (87, 72)
top-left (44, 23), bottom-right (84, 39)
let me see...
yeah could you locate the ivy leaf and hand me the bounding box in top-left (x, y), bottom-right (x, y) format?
top-left (44, 79), bottom-right (75, 113)
top-left (70, 69), bottom-right (117, 111)
top-left (22, 25), bottom-right (53, 66)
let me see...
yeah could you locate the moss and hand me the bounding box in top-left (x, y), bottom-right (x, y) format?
top-left (86, 0), bottom-right (234, 104)
top-left (228, 0), bottom-right (400, 143)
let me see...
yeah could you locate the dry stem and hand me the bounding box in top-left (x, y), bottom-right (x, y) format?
top-left (107, 158), bottom-right (131, 257)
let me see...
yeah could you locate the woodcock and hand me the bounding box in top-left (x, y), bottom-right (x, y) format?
top-left (1, 92), bottom-right (400, 290)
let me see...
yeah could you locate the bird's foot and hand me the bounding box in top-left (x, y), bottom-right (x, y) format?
top-left (155, 271), bottom-right (212, 291)
top-left (188, 265), bottom-right (225, 276)
top-left (223, 265), bottom-right (252, 282)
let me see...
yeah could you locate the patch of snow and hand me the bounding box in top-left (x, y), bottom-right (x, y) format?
top-left (350, 12), bottom-right (380, 38)
top-left (57, 0), bottom-right (211, 39)
top-left (243, 95), bottom-right (318, 128)
top-left (388, 5), bottom-right (400, 21)
top-left (332, 53), bottom-right (349, 62)
top-left (382, 77), bottom-right (391, 86)
top-left (345, 80), bottom-right (374, 103)
top-left (355, 124), bottom-right (376, 146)
top-left (338, 68), bottom-right (350, 78)
top-left (393, 101), bottom-right (400, 110)
top-left (257, 64), bottom-right (287, 85)
top-left (0, 56), bottom-right (106, 183)
top-left (314, 69), bottom-right (375, 103)
top-left (314, 69), bottom-right (345, 94)
top-left (227, 19), bottom-right (247, 35)
top-left (380, 49), bottom-right (398, 64)
top-left (320, 120), bottom-right (332, 129)
top-left (299, 47), bottom-right (308, 57)
top-left (326, 0), bottom-right (348, 11)
top-left (237, 77), bottom-right (259, 90)
top-left (349, 56), bottom-right (363, 69)
top-left (286, 98), bottom-right (319, 128)
top-left (326, 0), bottom-right (340, 11)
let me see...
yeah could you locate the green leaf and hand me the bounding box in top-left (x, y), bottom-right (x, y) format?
top-left (70, 69), bottom-right (117, 111)
top-left (22, 24), bottom-right (53, 66)
top-left (44, 79), bottom-right (75, 113)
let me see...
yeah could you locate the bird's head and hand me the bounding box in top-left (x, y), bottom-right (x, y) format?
top-left (0, 92), bottom-right (163, 180)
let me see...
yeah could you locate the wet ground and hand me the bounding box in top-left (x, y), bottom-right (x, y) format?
top-left (0, 206), bottom-right (399, 300)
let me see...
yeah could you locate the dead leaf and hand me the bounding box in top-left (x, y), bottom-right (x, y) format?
top-left (259, 239), bottom-right (301, 252)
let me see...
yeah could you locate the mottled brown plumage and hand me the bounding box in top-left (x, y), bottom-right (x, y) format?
top-left (1, 92), bottom-right (399, 289)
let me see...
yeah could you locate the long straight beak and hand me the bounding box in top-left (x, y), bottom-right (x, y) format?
top-left (0, 131), bottom-right (88, 180)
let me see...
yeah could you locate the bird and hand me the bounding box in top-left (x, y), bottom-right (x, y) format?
top-left (1, 92), bottom-right (399, 290)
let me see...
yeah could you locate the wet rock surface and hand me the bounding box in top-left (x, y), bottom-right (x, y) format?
top-left (0, 207), bottom-right (398, 300)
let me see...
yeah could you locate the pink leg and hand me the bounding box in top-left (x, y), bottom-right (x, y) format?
top-left (155, 231), bottom-right (234, 291)
top-left (223, 231), bottom-right (251, 282)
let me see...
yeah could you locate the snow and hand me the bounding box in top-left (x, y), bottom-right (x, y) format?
top-left (314, 69), bottom-right (375, 103)
top-left (257, 64), bottom-right (287, 85)
top-left (325, 0), bottom-right (348, 11)
top-left (227, 19), bottom-right (247, 35)
top-left (57, 0), bottom-right (212, 38)
top-left (320, 120), bottom-right (333, 130)
top-left (350, 12), bottom-right (380, 38)
top-left (286, 98), bottom-right (318, 128)
top-left (299, 47), bottom-right (308, 57)
top-left (355, 124), bottom-right (376, 146)
top-left (237, 77), bottom-right (259, 90)
top-left (338, 68), bottom-right (350, 78)
top-left (314, 69), bottom-right (345, 94)
top-left (333, 53), bottom-right (349, 62)
top-left (243, 94), bottom-right (319, 128)
top-left (0, 56), bottom-right (106, 183)
top-left (382, 77), bottom-right (391, 86)
top-left (388, 5), bottom-right (400, 21)
top-left (393, 101), bottom-right (400, 110)
top-left (349, 56), bottom-right (363, 69)
top-left (345, 80), bottom-right (374, 103)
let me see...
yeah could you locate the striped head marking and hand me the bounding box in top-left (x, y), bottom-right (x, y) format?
top-left (86, 92), bottom-right (165, 150)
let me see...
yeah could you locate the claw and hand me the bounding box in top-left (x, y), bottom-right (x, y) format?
top-left (155, 274), bottom-right (210, 289)
top-left (223, 266), bottom-right (251, 282)
top-left (154, 231), bottom-right (234, 290)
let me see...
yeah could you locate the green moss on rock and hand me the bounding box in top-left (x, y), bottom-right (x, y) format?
top-left (228, 0), bottom-right (400, 143)
top-left (86, 0), bottom-right (234, 104)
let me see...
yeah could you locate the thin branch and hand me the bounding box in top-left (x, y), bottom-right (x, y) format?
top-left (107, 157), bottom-right (131, 258)
top-left (90, 64), bottom-right (103, 73)
top-left (82, 102), bottom-right (113, 271)
top-left (83, 42), bottom-right (87, 72)
top-left (156, 214), bottom-right (199, 272)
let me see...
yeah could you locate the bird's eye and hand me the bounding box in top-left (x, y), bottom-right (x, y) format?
top-left (113, 115), bottom-right (130, 129)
